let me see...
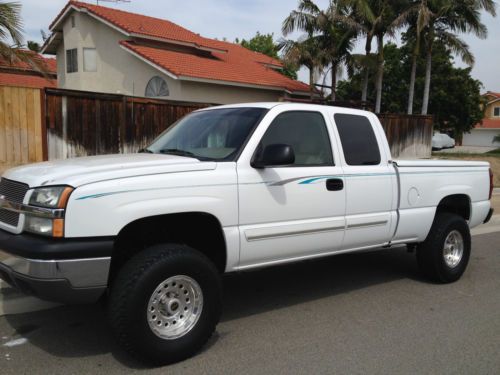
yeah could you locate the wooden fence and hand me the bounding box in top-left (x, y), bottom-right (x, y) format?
top-left (379, 114), bottom-right (433, 159)
top-left (0, 87), bottom-right (434, 165)
top-left (0, 86), bottom-right (45, 165)
top-left (44, 88), bottom-right (211, 159)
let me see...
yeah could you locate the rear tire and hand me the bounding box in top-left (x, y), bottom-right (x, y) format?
top-left (416, 212), bottom-right (471, 283)
top-left (108, 244), bottom-right (222, 365)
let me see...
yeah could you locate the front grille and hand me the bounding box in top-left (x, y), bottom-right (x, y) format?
top-left (0, 178), bottom-right (29, 227)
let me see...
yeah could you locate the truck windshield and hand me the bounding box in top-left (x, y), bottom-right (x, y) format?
top-left (146, 108), bottom-right (267, 161)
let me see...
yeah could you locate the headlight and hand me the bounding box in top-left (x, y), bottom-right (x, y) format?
top-left (25, 186), bottom-right (73, 237)
top-left (29, 186), bottom-right (72, 208)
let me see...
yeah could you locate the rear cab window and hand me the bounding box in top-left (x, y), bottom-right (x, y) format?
top-left (333, 113), bottom-right (381, 166)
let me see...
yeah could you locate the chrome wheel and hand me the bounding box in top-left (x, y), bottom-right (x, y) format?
top-left (443, 230), bottom-right (464, 268)
top-left (147, 275), bottom-right (203, 340)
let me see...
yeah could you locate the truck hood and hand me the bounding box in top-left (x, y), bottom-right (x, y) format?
top-left (2, 154), bottom-right (217, 188)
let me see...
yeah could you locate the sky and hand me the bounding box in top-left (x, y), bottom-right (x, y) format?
top-left (19, 0), bottom-right (500, 91)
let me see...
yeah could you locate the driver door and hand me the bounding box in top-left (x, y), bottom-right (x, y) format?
top-left (236, 108), bottom-right (346, 269)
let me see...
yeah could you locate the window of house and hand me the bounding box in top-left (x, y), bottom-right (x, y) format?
top-left (256, 111), bottom-right (334, 166)
top-left (334, 114), bottom-right (381, 166)
top-left (71, 15), bottom-right (75, 28)
top-left (145, 76), bottom-right (169, 97)
top-left (494, 107), bottom-right (500, 117)
top-left (83, 48), bottom-right (97, 72)
top-left (66, 48), bottom-right (78, 73)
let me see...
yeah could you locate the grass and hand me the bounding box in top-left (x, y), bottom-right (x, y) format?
top-left (486, 148), bottom-right (500, 155)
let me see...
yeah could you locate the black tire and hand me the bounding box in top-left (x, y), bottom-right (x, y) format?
top-left (108, 244), bottom-right (222, 366)
top-left (416, 212), bottom-right (471, 283)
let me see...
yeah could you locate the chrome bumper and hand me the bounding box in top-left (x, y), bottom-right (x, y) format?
top-left (0, 250), bottom-right (110, 288)
top-left (0, 229), bottom-right (114, 304)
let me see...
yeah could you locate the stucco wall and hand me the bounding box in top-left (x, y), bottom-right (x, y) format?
top-left (462, 129), bottom-right (500, 147)
top-left (56, 11), bottom-right (286, 104)
top-left (485, 101), bottom-right (500, 119)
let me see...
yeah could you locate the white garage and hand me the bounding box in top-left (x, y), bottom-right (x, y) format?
top-left (462, 120), bottom-right (500, 147)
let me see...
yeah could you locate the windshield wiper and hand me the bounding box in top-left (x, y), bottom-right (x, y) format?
top-left (159, 148), bottom-right (197, 158)
top-left (138, 148), bottom-right (153, 153)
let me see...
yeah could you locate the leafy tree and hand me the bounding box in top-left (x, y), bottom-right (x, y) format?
top-left (282, 0), bottom-right (355, 101)
top-left (280, 36), bottom-right (324, 98)
top-left (27, 40), bottom-right (40, 52)
top-left (239, 32), bottom-right (298, 80)
top-left (337, 41), bottom-right (484, 136)
top-left (416, 0), bottom-right (496, 115)
top-left (335, 0), bottom-right (410, 112)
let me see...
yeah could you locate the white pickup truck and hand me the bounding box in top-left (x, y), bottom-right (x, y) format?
top-left (0, 103), bottom-right (494, 365)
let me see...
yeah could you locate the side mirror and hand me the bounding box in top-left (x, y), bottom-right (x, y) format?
top-left (252, 144), bottom-right (295, 168)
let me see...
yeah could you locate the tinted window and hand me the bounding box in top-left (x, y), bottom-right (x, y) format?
top-left (147, 108), bottom-right (266, 161)
top-left (258, 111), bottom-right (333, 166)
top-left (334, 114), bottom-right (381, 166)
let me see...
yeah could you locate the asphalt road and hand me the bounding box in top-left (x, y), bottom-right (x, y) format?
top-left (0, 232), bottom-right (499, 375)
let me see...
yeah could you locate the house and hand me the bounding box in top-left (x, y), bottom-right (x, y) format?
top-left (0, 51), bottom-right (56, 89)
top-left (462, 91), bottom-right (500, 147)
top-left (41, 1), bottom-right (310, 104)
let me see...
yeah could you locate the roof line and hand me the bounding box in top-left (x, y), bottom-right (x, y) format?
top-left (50, 2), bottom-right (227, 54)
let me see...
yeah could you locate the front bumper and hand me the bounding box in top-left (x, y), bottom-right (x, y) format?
top-left (0, 229), bottom-right (114, 304)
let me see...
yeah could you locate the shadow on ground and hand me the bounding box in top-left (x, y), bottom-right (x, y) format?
top-left (3, 247), bottom-right (421, 368)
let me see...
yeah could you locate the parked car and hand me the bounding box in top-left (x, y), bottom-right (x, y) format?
top-left (432, 132), bottom-right (455, 150)
top-left (0, 103), bottom-right (494, 365)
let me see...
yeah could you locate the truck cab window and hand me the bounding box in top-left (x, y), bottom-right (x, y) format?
top-left (334, 114), bottom-right (381, 166)
top-left (258, 111), bottom-right (334, 166)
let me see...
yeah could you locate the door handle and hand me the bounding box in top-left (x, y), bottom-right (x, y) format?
top-left (326, 178), bottom-right (344, 191)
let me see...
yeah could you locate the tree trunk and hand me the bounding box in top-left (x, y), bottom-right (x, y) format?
top-left (407, 52), bottom-right (417, 115)
top-left (331, 62), bottom-right (338, 102)
top-left (361, 36), bottom-right (372, 102)
top-left (309, 66), bottom-right (314, 100)
top-left (422, 47), bottom-right (432, 115)
top-left (375, 34), bottom-right (384, 114)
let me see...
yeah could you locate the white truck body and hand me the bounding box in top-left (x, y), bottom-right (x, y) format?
top-left (0, 103), bottom-right (491, 274)
top-left (0, 102), bottom-right (493, 364)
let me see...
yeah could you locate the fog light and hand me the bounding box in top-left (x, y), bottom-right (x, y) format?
top-left (24, 216), bottom-right (53, 236)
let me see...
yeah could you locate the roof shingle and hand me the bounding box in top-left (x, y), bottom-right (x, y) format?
top-left (0, 72), bottom-right (56, 89)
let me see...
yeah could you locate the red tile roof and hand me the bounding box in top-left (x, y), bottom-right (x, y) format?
top-left (0, 72), bottom-right (56, 89)
top-left (50, 1), bottom-right (308, 93)
top-left (475, 119), bottom-right (500, 129)
top-left (121, 41), bottom-right (309, 93)
top-left (0, 51), bottom-right (56, 74)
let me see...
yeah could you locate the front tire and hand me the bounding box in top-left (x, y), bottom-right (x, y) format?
top-left (108, 244), bottom-right (222, 365)
top-left (416, 212), bottom-right (471, 283)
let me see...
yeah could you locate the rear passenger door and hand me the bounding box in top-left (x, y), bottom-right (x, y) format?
top-left (332, 112), bottom-right (396, 249)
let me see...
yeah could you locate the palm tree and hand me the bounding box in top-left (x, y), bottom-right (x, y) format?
top-left (338, 0), bottom-right (409, 113)
top-left (282, 0), bottom-right (355, 101)
top-left (280, 36), bottom-right (325, 99)
top-left (419, 0), bottom-right (496, 115)
top-left (0, 1), bottom-right (48, 73)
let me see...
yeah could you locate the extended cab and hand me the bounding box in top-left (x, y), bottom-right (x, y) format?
top-left (0, 103), bottom-right (494, 365)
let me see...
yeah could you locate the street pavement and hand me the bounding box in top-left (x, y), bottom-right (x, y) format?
top-left (0, 231), bottom-right (499, 374)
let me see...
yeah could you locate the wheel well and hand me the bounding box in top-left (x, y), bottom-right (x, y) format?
top-left (436, 194), bottom-right (471, 221)
top-left (110, 212), bottom-right (227, 281)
